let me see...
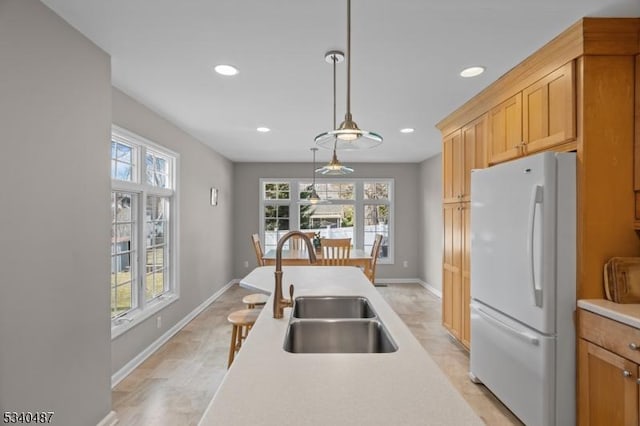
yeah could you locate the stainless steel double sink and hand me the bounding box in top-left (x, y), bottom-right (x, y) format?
top-left (283, 296), bottom-right (398, 354)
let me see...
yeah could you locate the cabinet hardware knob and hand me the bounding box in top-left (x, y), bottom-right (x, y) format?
top-left (623, 370), bottom-right (632, 377)
top-left (629, 343), bottom-right (639, 351)
top-left (636, 378), bottom-right (640, 385)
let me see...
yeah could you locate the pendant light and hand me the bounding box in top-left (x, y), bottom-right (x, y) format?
top-left (316, 51), bottom-right (354, 175)
top-left (315, 0), bottom-right (382, 150)
top-left (307, 147), bottom-right (322, 204)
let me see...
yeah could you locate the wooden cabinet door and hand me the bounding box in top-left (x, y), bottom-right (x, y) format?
top-left (488, 93), bottom-right (522, 165)
top-left (523, 61), bottom-right (576, 155)
top-left (461, 114), bottom-right (488, 202)
top-left (442, 203), bottom-right (462, 337)
top-left (578, 338), bottom-right (639, 426)
top-left (443, 130), bottom-right (463, 203)
top-left (460, 203), bottom-right (471, 348)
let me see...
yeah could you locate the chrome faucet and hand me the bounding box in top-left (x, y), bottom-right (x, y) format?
top-left (273, 231), bottom-right (317, 318)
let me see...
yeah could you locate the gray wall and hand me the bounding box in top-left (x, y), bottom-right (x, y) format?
top-left (0, 1), bottom-right (112, 424)
top-left (111, 89), bottom-right (235, 373)
top-left (418, 154), bottom-right (443, 293)
top-left (233, 163), bottom-right (420, 280)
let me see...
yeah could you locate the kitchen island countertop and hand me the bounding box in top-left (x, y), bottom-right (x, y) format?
top-left (199, 266), bottom-right (483, 425)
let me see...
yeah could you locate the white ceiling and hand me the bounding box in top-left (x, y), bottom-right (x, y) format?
top-left (42, 0), bottom-right (640, 163)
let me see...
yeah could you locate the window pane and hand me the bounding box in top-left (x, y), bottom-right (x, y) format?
top-left (116, 143), bottom-right (132, 163)
top-left (115, 283), bottom-right (133, 316)
top-left (364, 204), bottom-right (389, 258)
top-left (364, 183), bottom-right (390, 200)
top-left (116, 162), bottom-right (132, 181)
top-left (277, 205), bottom-right (289, 218)
top-left (115, 193), bottom-right (132, 221)
top-left (308, 204), bottom-right (354, 243)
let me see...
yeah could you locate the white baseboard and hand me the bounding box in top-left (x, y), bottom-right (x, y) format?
top-left (375, 278), bottom-right (422, 284)
top-left (97, 411), bottom-right (118, 426)
top-left (418, 279), bottom-right (442, 298)
top-left (111, 280), bottom-right (237, 388)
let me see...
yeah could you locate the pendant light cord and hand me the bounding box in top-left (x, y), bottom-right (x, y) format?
top-left (332, 53), bottom-right (339, 153)
top-left (346, 0), bottom-right (351, 117)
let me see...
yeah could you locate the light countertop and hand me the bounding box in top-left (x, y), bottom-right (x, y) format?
top-left (198, 266), bottom-right (482, 426)
top-left (578, 299), bottom-right (640, 329)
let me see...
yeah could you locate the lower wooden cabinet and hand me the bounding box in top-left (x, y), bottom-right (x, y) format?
top-left (442, 202), bottom-right (470, 348)
top-left (578, 309), bottom-right (640, 425)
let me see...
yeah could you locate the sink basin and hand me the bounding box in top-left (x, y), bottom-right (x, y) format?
top-left (283, 319), bottom-right (398, 353)
top-left (292, 296), bottom-right (376, 319)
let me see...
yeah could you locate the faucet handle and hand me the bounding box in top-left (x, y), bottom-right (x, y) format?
top-left (289, 284), bottom-right (295, 303)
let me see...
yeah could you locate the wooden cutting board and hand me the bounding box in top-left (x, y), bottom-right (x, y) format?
top-left (604, 257), bottom-right (640, 303)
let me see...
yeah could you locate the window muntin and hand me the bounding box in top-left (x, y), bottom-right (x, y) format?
top-left (110, 126), bottom-right (178, 325)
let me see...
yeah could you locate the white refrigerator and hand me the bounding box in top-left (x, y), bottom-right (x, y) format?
top-left (469, 152), bottom-right (576, 426)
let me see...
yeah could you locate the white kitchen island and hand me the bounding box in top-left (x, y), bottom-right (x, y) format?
top-left (199, 266), bottom-right (483, 425)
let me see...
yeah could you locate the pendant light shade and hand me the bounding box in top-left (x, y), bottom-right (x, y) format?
top-left (315, 0), bottom-right (382, 150)
top-left (316, 149), bottom-right (355, 175)
top-left (316, 51), bottom-right (355, 176)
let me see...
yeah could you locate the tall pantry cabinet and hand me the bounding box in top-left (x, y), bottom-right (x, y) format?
top-left (437, 18), bottom-right (640, 352)
top-left (441, 115), bottom-right (487, 348)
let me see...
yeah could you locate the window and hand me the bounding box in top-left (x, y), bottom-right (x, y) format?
top-left (259, 179), bottom-right (393, 263)
top-left (110, 126), bottom-right (179, 336)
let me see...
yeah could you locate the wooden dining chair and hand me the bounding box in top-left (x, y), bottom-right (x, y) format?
top-left (251, 233), bottom-right (265, 266)
top-left (289, 232), bottom-right (316, 251)
top-left (365, 234), bottom-right (384, 284)
top-left (320, 238), bottom-right (351, 266)
top-left (245, 234), bottom-right (269, 311)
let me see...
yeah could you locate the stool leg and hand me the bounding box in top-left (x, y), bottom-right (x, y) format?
top-left (228, 324), bottom-right (238, 368)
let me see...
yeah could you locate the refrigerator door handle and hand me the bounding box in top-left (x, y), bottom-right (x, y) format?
top-left (476, 306), bottom-right (540, 346)
top-left (527, 185), bottom-right (544, 308)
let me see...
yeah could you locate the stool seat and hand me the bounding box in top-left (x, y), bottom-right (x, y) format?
top-left (227, 308), bottom-right (260, 368)
top-left (227, 308), bottom-right (260, 325)
top-left (242, 293), bottom-right (268, 309)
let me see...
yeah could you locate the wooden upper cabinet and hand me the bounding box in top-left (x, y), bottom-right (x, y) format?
top-left (442, 130), bottom-right (463, 203)
top-left (461, 114), bottom-right (488, 202)
top-left (488, 93), bottom-right (523, 165)
top-left (523, 61), bottom-right (576, 154)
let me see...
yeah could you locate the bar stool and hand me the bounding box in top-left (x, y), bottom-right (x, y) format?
top-left (227, 308), bottom-right (260, 368)
top-left (242, 293), bottom-right (268, 309)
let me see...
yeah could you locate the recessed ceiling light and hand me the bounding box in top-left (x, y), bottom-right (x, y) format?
top-left (214, 64), bottom-right (239, 76)
top-left (460, 66), bottom-right (485, 78)
top-left (256, 127), bottom-right (270, 133)
top-left (400, 128), bottom-right (415, 134)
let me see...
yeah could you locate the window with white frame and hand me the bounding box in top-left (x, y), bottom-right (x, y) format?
top-left (259, 179), bottom-right (393, 263)
top-left (111, 126), bottom-right (178, 324)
